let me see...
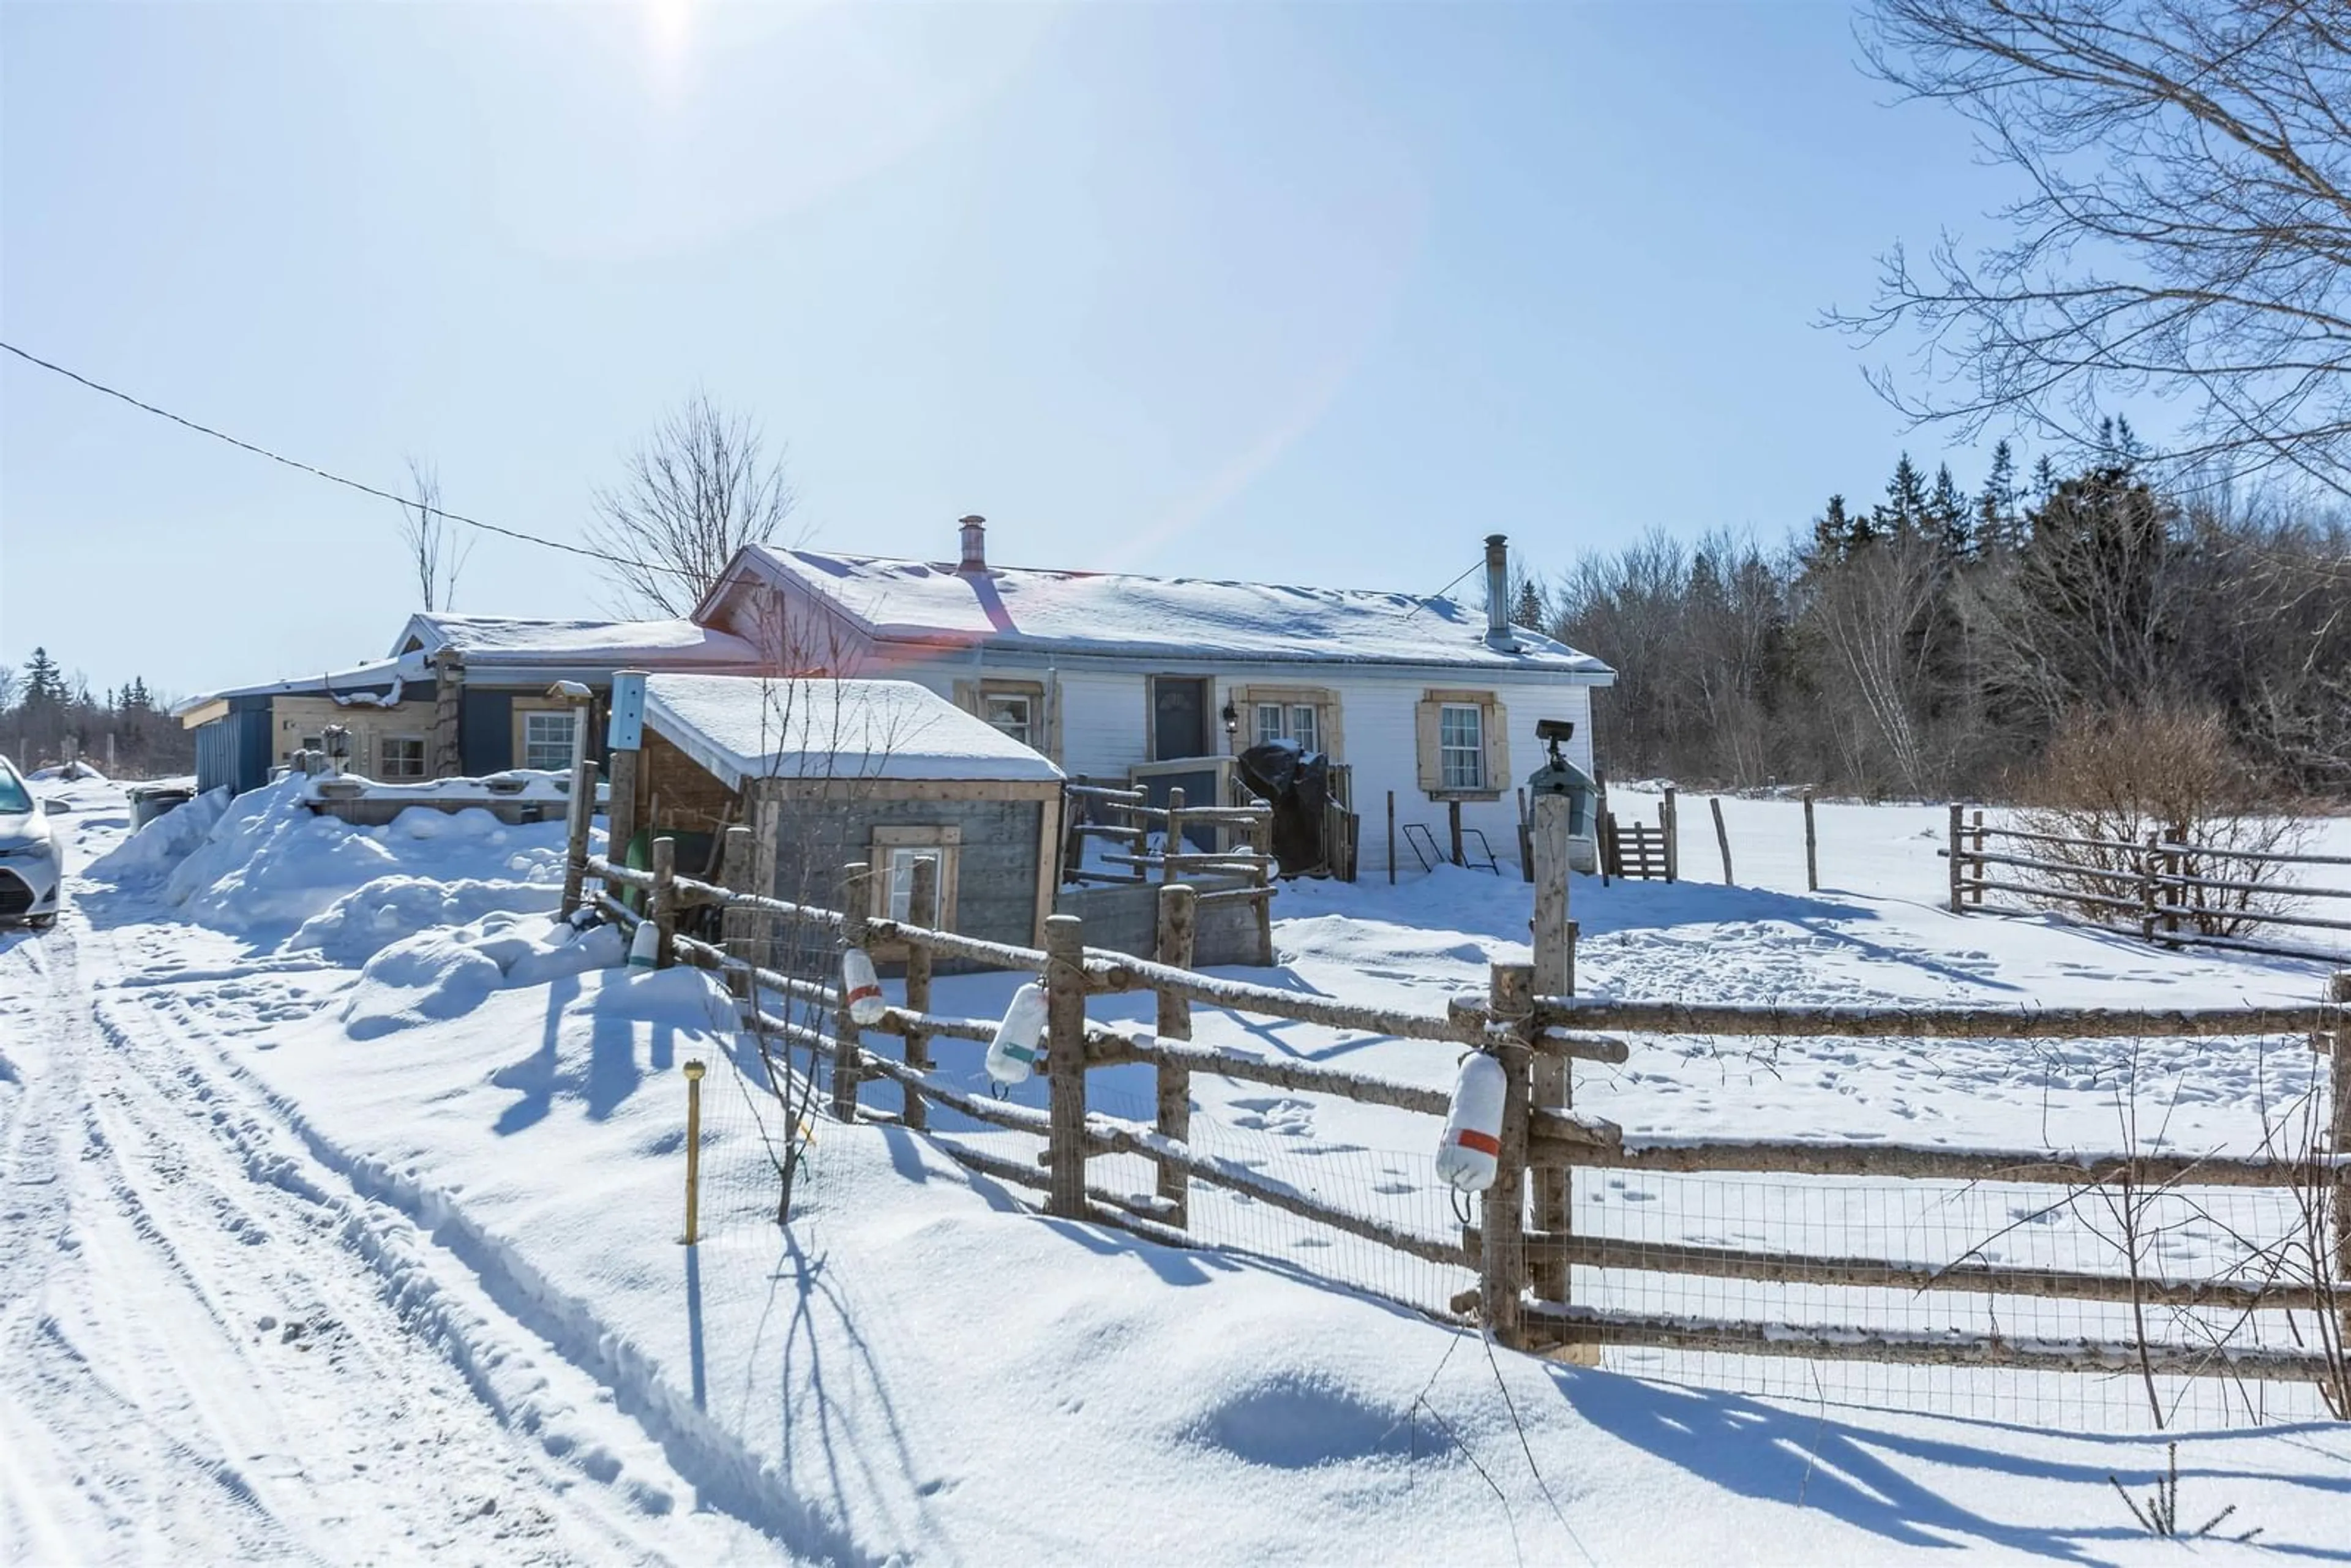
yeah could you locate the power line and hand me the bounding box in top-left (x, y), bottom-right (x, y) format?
top-left (0, 339), bottom-right (695, 580)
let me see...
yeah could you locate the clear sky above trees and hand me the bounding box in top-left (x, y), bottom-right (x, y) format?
top-left (4, 2), bottom-right (2027, 691)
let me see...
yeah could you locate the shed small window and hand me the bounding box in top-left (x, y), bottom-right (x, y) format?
top-left (869, 825), bottom-right (962, 929)
top-left (523, 711), bottom-right (577, 772)
top-left (378, 737), bottom-right (427, 780)
top-left (1439, 705), bottom-right (1485, 790)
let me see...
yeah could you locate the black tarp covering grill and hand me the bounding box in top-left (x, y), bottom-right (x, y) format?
top-left (1235, 741), bottom-right (1330, 876)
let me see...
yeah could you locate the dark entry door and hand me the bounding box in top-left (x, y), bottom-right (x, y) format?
top-left (1152, 677), bottom-right (1209, 760)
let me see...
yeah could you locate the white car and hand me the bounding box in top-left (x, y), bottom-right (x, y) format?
top-left (0, 757), bottom-right (64, 929)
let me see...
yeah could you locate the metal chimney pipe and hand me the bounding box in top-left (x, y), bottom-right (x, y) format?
top-left (958, 515), bottom-right (988, 574)
top-left (1483, 533), bottom-right (1512, 648)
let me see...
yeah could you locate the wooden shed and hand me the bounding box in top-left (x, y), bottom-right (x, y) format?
top-left (638, 673), bottom-right (1066, 951)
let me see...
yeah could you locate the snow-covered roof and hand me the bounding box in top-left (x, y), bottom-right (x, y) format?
top-left (718, 548), bottom-right (1614, 677)
top-left (174, 653), bottom-right (432, 717)
top-left (391, 613), bottom-right (762, 670)
top-left (642, 673), bottom-right (1066, 792)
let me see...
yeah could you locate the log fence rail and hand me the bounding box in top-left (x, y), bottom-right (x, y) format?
top-left (572, 826), bottom-right (2351, 1413)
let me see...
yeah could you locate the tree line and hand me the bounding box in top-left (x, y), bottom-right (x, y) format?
top-left (2, 648), bottom-right (193, 778)
top-left (1534, 428), bottom-right (2351, 803)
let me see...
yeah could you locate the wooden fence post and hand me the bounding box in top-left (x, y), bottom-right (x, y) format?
top-left (2139, 830), bottom-right (2162, 943)
top-left (1044, 913), bottom-right (1089, 1220)
top-left (1250, 814), bottom-right (1275, 967)
top-left (1482, 961), bottom-right (1534, 1349)
top-left (1709, 797), bottom-right (1734, 885)
top-left (560, 757), bottom-right (599, 917)
top-left (831, 862), bottom-right (871, 1123)
top-left (605, 670), bottom-right (647, 883)
top-left (1659, 786), bottom-right (1678, 883)
top-left (2164, 822), bottom-right (2188, 940)
top-left (1385, 789), bottom-right (1396, 886)
top-left (1531, 794), bottom-right (1572, 999)
top-left (716, 824), bottom-right (756, 998)
top-left (1163, 786), bottom-right (1187, 879)
top-left (1947, 803), bottom-right (1965, 913)
top-left (650, 835), bottom-right (678, 969)
top-left (1448, 799), bottom-right (1464, 868)
top-left (1968, 811), bottom-right (1986, 906)
top-left (1155, 882), bottom-right (1197, 1228)
top-left (902, 858), bottom-right (937, 1133)
top-left (2329, 972), bottom-right (2351, 1364)
top-left (1802, 790), bottom-right (1818, 893)
top-left (681, 1059), bottom-right (706, 1245)
top-left (1521, 824), bottom-right (1573, 1315)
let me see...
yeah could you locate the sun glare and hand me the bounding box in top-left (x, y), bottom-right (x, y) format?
top-left (642, 0), bottom-right (694, 87)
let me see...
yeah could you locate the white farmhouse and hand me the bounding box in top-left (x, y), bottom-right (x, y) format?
top-left (695, 519), bottom-right (1614, 878)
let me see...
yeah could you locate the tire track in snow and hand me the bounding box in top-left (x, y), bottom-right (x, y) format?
top-left (3, 904), bottom-right (786, 1566)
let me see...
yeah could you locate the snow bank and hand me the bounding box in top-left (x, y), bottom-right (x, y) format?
top-left (290, 876), bottom-right (566, 966)
top-left (86, 786), bottom-right (231, 882)
top-left (339, 910), bottom-right (628, 1038)
top-left (151, 775), bottom-right (574, 937)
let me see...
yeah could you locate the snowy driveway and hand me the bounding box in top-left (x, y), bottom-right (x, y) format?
top-left (0, 880), bottom-right (779, 1564)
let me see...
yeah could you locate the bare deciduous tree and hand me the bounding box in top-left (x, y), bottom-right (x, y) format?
top-left (396, 457), bottom-right (473, 612)
top-left (1846, 1), bottom-right (2351, 492)
top-left (588, 392), bottom-right (797, 617)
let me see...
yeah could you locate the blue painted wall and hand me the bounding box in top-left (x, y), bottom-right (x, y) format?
top-left (461, 691), bottom-right (514, 773)
top-left (193, 697), bottom-right (274, 796)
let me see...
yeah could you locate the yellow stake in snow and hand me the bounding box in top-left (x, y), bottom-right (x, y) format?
top-left (681, 1059), bottom-right (707, 1246)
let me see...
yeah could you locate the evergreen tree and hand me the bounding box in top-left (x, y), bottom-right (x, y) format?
top-left (1512, 577), bottom-right (1545, 631)
top-left (1976, 440), bottom-right (2020, 555)
top-left (1809, 493), bottom-right (1872, 565)
top-left (1873, 454), bottom-right (1930, 539)
top-left (21, 648), bottom-right (65, 708)
top-left (1929, 462), bottom-right (1972, 559)
top-left (2031, 454), bottom-right (2061, 510)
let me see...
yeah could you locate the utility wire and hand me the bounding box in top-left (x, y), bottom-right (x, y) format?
top-left (0, 339), bottom-right (696, 580)
top-left (1399, 557), bottom-right (1488, 623)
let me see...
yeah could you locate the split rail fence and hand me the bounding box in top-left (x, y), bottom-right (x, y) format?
top-left (570, 819), bottom-right (2351, 1419)
top-left (1943, 805), bottom-right (2351, 966)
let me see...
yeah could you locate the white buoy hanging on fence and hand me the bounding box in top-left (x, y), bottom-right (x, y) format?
top-left (1434, 1051), bottom-right (1506, 1192)
top-left (841, 948), bottom-right (887, 1026)
top-left (628, 920), bottom-right (660, 970)
top-left (985, 982), bottom-right (1049, 1085)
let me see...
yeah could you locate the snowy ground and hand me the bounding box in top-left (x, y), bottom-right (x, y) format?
top-left (2, 777), bottom-right (2347, 1565)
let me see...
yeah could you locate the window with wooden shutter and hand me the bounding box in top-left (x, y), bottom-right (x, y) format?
top-left (1417, 688), bottom-right (1507, 800)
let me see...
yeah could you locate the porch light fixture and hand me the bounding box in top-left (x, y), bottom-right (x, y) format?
top-left (1221, 700), bottom-right (1239, 737)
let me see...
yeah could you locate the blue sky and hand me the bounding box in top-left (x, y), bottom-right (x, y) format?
top-left (1, 1), bottom-right (2019, 697)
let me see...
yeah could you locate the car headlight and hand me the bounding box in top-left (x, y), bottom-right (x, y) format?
top-left (0, 841), bottom-right (55, 862)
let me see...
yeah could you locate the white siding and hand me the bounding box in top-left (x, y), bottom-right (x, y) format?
top-left (708, 587), bottom-right (1608, 879)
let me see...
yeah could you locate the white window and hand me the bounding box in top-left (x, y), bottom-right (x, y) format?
top-left (1253, 701), bottom-right (1323, 754)
top-left (885, 847), bottom-right (948, 921)
top-left (982, 692), bottom-right (1033, 746)
top-left (869, 825), bottom-right (962, 928)
top-left (378, 737), bottom-right (427, 780)
top-left (1439, 703), bottom-right (1485, 790)
top-left (1289, 703), bottom-right (1319, 757)
top-left (523, 710), bottom-right (577, 772)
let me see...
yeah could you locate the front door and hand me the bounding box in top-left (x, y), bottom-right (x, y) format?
top-left (1151, 677), bottom-right (1209, 760)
